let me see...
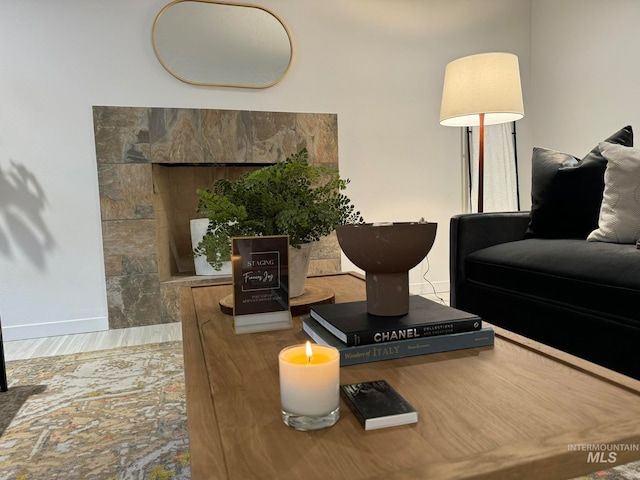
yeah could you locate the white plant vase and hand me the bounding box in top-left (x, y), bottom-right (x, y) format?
top-left (288, 243), bottom-right (313, 298)
top-left (190, 218), bottom-right (232, 276)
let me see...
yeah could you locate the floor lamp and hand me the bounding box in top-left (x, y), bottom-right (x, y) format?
top-left (439, 52), bottom-right (524, 212)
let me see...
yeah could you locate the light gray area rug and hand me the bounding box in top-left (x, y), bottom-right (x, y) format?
top-left (572, 461), bottom-right (640, 480)
top-left (0, 341), bottom-right (190, 479)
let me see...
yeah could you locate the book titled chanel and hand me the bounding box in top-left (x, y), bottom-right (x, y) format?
top-left (310, 296), bottom-right (481, 346)
top-left (340, 380), bottom-right (418, 430)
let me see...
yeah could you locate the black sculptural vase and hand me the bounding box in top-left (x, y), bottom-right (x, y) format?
top-left (336, 222), bottom-right (437, 316)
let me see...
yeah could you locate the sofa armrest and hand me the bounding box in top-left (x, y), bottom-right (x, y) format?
top-left (450, 212), bottom-right (531, 307)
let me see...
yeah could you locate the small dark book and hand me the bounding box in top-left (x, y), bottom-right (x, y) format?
top-left (340, 380), bottom-right (418, 430)
top-left (310, 296), bottom-right (481, 346)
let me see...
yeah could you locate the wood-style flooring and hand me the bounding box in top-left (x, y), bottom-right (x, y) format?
top-left (3, 291), bottom-right (447, 363)
top-left (3, 322), bottom-right (182, 362)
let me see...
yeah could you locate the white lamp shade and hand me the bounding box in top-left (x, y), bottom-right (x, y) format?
top-left (440, 52), bottom-right (524, 127)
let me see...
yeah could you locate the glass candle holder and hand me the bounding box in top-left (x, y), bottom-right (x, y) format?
top-left (278, 342), bottom-right (340, 430)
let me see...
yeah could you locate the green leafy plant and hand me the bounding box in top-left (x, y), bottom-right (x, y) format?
top-left (194, 149), bottom-right (364, 270)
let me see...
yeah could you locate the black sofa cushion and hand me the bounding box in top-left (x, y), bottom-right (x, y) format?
top-left (526, 125), bottom-right (634, 239)
top-left (465, 238), bottom-right (640, 328)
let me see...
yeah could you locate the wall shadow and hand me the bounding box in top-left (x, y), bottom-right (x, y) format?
top-left (0, 161), bottom-right (55, 270)
top-left (0, 384), bottom-right (47, 435)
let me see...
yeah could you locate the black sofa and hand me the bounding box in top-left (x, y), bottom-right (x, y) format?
top-left (450, 212), bottom-right (640, 380)
top-left (449, 126), bottom-right (640, 380)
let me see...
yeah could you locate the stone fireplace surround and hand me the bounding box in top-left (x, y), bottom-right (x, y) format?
top-left (93, 106), bottom-right (341, 330)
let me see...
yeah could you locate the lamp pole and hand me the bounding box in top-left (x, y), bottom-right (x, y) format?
top-left (477, 113), bottom-right (485, 213)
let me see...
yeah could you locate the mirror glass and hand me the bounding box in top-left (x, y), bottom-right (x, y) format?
top-left (153, 1), bottom-right (293, 88)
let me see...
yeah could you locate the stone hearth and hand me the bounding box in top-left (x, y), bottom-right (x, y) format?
top-left (93, 106), bottom-right (341, 329)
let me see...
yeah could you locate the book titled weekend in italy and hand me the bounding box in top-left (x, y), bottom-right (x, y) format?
top-left (303, 316), bottom-right (495, 366)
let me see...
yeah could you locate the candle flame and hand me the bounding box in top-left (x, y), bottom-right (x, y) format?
top-left (305, 341), bottom-right (313, 363)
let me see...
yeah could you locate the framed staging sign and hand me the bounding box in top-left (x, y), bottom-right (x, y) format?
top-left (231, 235), bottom-right (292, 334)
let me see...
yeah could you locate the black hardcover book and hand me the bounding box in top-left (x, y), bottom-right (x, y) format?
top-left (340, 380), bottom-right (418, 430)
top-left (310, 296), bottom-right (481, 346)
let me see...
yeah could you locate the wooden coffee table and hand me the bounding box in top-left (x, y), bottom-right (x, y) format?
top-left (180, 272), bottom-right (640, 480)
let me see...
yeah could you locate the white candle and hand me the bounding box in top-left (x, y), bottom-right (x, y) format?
top-left (279, 342), bottom-right (340, 416)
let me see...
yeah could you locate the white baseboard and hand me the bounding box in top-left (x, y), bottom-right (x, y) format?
top-left (2, 316), bottom-right (109, 342)
top-left (409, 280), bottom-right (450, 295)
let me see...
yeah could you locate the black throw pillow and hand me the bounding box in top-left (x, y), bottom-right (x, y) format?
top-left (525, 125), bottom-right (634, 239)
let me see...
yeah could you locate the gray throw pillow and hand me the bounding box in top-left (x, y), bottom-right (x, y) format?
top-left (587, 142), bottom-right (640, 244)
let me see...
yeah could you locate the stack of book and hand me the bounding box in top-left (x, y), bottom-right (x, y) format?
top-left (303, 295), bottom-right (494, 366)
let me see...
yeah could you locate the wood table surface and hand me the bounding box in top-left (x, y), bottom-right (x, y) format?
top-left (180, 272), bottom-right (640, 480)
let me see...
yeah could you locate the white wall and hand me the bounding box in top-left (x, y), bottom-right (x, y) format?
top-left (0, 0), bottom-right (531, 340)
top-left (530, 0), bottom-right (640, 157)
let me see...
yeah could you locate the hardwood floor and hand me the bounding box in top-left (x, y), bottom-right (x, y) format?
top-left (3, 322), bottom-right (182, 362)
top-left (2, 290), bottom-right (446, 363)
